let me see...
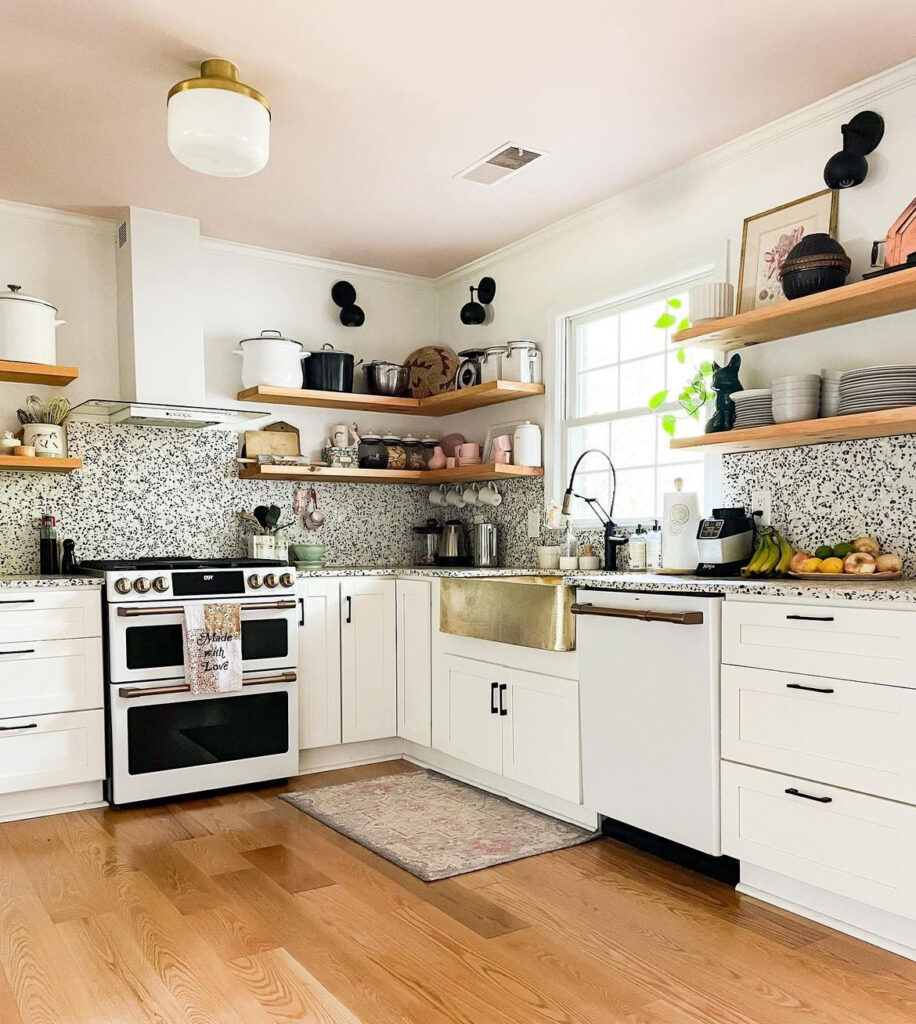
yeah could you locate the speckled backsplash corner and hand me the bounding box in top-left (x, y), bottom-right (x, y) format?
top-left (721, 434), bottom-right (916, 574)
top-left (0, 422), bottom-right (566, 573)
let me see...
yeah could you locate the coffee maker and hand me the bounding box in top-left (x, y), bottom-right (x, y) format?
top-left (695, 507), bottom-right (755, 576)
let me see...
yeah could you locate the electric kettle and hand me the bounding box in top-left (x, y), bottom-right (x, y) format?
top-left (437, 520), bottom-right (471, 566)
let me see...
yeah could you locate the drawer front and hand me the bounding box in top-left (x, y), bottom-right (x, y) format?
top-left (722, 762), bottom-right (916, 917)
top-left (0, 710), bottom-right (105, 795)
top-left (0, 639), bottom-right (104, 719)
top-left (0, 590), bottom-right (102, 642)
top-left (722, 665), bottom-right (916, 804)
top-left (722, 601), bottom-right (916, 686)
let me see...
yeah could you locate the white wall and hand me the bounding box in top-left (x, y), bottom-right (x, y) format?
top-left (433, 59), bottom-right (916, 504)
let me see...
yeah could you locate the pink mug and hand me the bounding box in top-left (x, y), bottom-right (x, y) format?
top-left (457, 442), bottom-right (480, 459)
top-left (493, 450), bottom-right (511, 464)
top-left (493, 434), bottom-right (512, 452)
top-left (445, 456), bottom-right (456, 469)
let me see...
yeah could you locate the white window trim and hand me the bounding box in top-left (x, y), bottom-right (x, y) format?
top-left (547, 244), bottom-right (728, 528)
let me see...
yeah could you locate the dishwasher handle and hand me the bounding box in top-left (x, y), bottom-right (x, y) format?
top-left (571, 603), bottom-right (704, 626)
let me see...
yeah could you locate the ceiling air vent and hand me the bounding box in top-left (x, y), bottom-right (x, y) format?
top-left (456, 143), bottom-right (546, 186)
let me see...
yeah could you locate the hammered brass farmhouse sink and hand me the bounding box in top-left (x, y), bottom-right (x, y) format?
top-left (439, 575), bottom-right (576, 651)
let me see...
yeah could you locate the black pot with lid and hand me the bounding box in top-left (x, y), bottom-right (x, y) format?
top-left (302, 342), bottom-right (363, 392)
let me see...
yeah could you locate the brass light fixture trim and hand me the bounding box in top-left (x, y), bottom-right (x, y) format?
top-left (168, 59), bottom-right (270, 117)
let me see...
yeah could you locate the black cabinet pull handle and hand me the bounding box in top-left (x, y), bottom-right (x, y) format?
top-left (0, 599), bottom-right (35, 605)
top-left (0, 722), bottom-right (38, 732)
top-left (785, 787), bottom-right (832, 804)
top-left (490, 682), bottom-right (498, 714)
top-left (498, 683), bottom-right (507, 716)
top-left (786, 682), bottom-right (835, 694)
top-left (0, 649), bottom-right (36, 656)
top-left (785, 614), bottom-right (834, 622)
top-left (346, 596), bottom-right (352, 624)
top-left (298, 598), bottom-right (305, 627)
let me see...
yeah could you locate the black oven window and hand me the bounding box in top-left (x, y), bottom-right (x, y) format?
top-left (125, 619), bottom-right (288, 671)
top-left (127, 691), bottom-right (289, 774)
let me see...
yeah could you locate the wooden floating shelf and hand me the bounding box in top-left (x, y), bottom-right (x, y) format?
top-left (236, 380), bottom-right (544, 416)
top-left (673, 266), bottom-right (916, 352)
top-left (238, 463), bottom-right (544, 484)
top-left (669, 406), bottom-right (916, 455)
top-left (0, 360), bottom-right (79, 386)
top-left (0, 456), bottom-right (82, 474)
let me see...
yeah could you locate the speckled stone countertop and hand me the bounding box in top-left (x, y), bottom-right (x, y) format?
top-left (0, 575), bottom-right (104, 589)
top-left (295, 566), bottom-right (916, 604)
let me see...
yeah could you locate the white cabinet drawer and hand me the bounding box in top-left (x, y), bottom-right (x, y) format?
top-left (0, 639), bottom-right (104, 719)
top-left (0, 590), bottom-right (102, 642)
top-left (0, 710), bottom-right (105, 795)
top-left (722, 762), bottom-right (916, 917)
top-left (722, 665), bottom-right (916, 804)
top-left (722, 601), bottom-right (916, 686)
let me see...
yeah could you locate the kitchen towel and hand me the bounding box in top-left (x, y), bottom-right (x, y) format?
top-left (182, 602), bottom-right (243, 694)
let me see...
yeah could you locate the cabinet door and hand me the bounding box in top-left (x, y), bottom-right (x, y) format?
top-left (432, 654), bottom-right (503, 774)
top-left (0, 639), bottom-right (104, 719)
top-left (341, 579), bottom-right (397, 743)
top-left (502, 669), bottom-right (581, 803)
top-left (297, 579), bottom-right (342, 750)
top-left (396, 580), bottom-right (432, 746)
top-left (0, 710), bottom-right (105, 795)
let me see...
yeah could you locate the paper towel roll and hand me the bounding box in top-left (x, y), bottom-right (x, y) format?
top-left (662, 481), bottom-right (699, 571)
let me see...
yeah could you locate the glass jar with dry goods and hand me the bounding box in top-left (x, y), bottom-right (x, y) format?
top-left (420, 436), bottom-right (440, 468)
top-left (403, 434), bottom-right (426, 471)
top-left (381, 432), bottom-right (407, 470)
top-left (357, 432), bottom-right (388, 470)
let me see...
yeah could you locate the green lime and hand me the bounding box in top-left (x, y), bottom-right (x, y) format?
top-left (834, 542), bottom-right (852, 558)
top-left (814, 545), bottom-right (834, 559)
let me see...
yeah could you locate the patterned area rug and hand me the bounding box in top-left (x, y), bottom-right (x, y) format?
top-left (281, 769), bottom-right (597, 881)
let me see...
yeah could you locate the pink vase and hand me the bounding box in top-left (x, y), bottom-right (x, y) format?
top-left (427, 445), bottom-right (447, 469)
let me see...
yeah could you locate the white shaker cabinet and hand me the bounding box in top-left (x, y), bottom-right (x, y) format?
top-left (396, 580), bottom-right (432, 746)
top-left (433, 654), bottom-right (503, 774)
top-left (297, 578), bottom-right (342, 749)
top-left (340, 578), bottom-right (397, 743)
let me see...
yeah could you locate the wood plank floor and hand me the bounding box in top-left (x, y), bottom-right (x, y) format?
top-left (0, 760), bottom-right (913, 1024)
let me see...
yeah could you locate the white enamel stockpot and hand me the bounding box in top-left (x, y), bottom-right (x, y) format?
top-left (0, 284), bottom-right (65, 364)
top-left (235, 329), bottom-right (311, 389)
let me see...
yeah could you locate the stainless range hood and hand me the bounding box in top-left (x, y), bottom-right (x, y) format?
top-left (72, 208), bottom-right (269, 429)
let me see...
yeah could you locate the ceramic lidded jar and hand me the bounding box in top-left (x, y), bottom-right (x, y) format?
top-left (357, 432), bottom-right (388, 469)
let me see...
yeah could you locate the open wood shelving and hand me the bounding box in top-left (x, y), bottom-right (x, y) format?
top-left (673, 266), bottom-right (916, 352)
top-left (669, 406), bottom-right (916, 455)
top-left (236, 379), bottom-right (544, 416)
top-left (0, 360), bottom-right (79, 386)
top-left (237, 462), bottom-right (543, 484)
top-left (0, 456), bottom-right (82, 474)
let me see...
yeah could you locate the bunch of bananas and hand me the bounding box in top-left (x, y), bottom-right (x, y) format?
top-left (742, 526), bottom-right (795, 578)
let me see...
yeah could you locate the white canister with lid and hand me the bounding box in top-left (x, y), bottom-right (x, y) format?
top-left (0, 284), bottom-right (65, 364)
top-left (512, 422), bottom-right (542, 467)
top-left (503, 340), bottom-right (542, 384)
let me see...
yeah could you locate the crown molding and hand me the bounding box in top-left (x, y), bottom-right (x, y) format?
top-left (201, 236), bottom-right (435, 289)
top-left (0, 199), bottom-right (117, 235)
top-left (433, 58), bottom-right (916, 289)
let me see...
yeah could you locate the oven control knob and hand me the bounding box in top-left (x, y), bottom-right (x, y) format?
top-left (248, 574), bottom-right (263, 589)
top-left (264, 573), bottom-right (279, 589)
top-left (280, 572), bottom-right (295, 588)
top-left (114, 577), bottom-right (132, 595)
top-left (153, 576), bottom-right (170, 593)
top-left (133, 577), bottom-right (151, 594)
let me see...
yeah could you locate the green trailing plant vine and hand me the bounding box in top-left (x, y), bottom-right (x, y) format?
top-left (647, 297), bottom-right (714, 437)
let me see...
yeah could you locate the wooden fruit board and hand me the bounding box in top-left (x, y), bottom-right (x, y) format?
top-left (787, 570), bottom-right (902, 581)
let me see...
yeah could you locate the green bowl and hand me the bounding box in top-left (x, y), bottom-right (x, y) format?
top-left (289, 544), bottom-right (326, 562)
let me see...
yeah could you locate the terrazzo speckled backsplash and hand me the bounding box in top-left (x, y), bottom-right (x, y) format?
top-left (721, 434), bottom-right (916, 574)
top-left (0, 423), bottom-right (552, 573)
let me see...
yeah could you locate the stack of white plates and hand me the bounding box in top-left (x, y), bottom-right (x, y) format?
top-left (820, 368), bottom-right (842, 417)
top-left (732, 389), bottom-right (774, 429)
top-left (772, 374), bottom-right (821, 423)
top-left (837, 365), bottom-right (916, 415)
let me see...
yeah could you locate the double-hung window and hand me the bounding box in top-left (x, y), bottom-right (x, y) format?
top-left (561, 280), bottom-right (710, 525)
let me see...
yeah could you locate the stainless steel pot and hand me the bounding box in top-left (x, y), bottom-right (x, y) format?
top-left (363, 360), bottom-right (409, 396)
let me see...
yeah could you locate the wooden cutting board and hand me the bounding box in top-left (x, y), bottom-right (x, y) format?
top-left (244, 425), bottom-right (300, 458)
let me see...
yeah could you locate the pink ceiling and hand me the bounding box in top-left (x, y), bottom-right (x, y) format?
top-left (3, 0), bottom-right (916, 276)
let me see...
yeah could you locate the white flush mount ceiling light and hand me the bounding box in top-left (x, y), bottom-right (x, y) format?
top-left (167, 59), bottom-right (270, 177)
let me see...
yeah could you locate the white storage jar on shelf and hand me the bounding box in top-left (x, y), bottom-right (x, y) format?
top-left (512, 422), bottom-right (542, 467)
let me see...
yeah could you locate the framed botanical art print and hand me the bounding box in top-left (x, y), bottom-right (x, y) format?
top-left (736, 189), bottom-right (838, 314)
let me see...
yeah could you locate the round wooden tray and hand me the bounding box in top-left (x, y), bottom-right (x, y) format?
top-left (787, 570), bottom-right (902, 581)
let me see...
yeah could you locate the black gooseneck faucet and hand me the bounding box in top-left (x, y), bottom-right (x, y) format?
top-left (562, 448), bottom-right (625, 570)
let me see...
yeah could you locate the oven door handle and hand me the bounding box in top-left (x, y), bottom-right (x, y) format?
top-left (117, 671), bottom-right (297, 698)
top-left (117, 600), bottom-right (297, 617)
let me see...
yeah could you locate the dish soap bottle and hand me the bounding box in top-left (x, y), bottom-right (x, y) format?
top-left (645, 519), bottom-right (662, 571)
top-left (560, 518), bottom-right (579, 568)
top-left (627, 523), bottom-right (647, 572)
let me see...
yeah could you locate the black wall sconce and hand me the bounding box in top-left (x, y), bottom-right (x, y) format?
top-left (460, 276), bottom-right (496, 325)
top-left (331, 281), bottom-right (365, 326)
top-left (823, 110), bottom-right (884, 189)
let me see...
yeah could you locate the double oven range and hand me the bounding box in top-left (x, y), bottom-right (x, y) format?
top-left (81, 557), bottom-right (299, 805)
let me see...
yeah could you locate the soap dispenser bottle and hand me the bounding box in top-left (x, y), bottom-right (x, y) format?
top-left (627, 523), bottom-right (647, 572)
top-left (645, 520), bottom-right (662, 571)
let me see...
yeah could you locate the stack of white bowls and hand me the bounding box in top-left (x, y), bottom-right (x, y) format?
top-left (820, 369), bottom-right (842, 417)
top-left (732, 389), bottom-right (774, 429)
top-left (771, 374), bottom-right (821, 423)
